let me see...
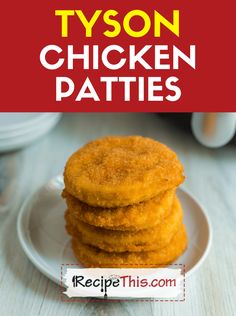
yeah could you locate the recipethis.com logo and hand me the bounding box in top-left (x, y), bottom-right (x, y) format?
top-left (62, 265), bottom-right (185, 300)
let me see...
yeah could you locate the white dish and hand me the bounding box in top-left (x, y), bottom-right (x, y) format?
top-left (0, 114), bottom-right (61, 152)
top-left (0, 113), bottom-right (54, 133)
top-left (17, 176), bottom-right (212, 286)
top-left (0, 113), bottom-right (60, 140)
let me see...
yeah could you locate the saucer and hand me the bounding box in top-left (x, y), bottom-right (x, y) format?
top-left (17, 175), bottom-right (212, 285)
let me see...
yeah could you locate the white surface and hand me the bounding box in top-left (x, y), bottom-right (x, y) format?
top-left (0, 113), bottom-right (235, 316)
top-left (17, 175), bottom-right (212, 286)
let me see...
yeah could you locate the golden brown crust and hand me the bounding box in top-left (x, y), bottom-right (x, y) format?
top-left (71, 224), bottom-right (188, 268)
top-left (65, 197), bottom-right (183, 252)
top-left (64, 136), bottom-right (184, 207)
top-left (63, 188), bottom-right (175, 231)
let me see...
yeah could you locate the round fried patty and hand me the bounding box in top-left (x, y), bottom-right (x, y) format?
top-left (63, 188), bottom-right (175, 231)
top-left (71, 224), bottom-right (187, 268)
top-left (64, 136), bottom-right (184, 207)
top-left (65, 196), bottom-right (183, 252)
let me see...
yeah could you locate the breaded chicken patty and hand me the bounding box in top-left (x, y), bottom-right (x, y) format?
top-left (71, 224), bottom-right (188, 268)
top-left (64, 136), bottom-right (184, 207)
top-left (65, 196), bottom-right (183, 252)
top-left (62, 188), bottom-right (175, 231)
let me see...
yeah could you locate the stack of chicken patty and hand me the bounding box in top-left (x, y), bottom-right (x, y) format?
top-left (62, 136), bottom-right (187, 268)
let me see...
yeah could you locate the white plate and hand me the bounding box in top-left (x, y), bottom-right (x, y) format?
top-left (0, 113), bottom-right (54, 133)
top-left (0, 114), bottom-right (61, 152)
top-left (0, 113), bottom-right (61, 140)
top-left (17, 176), bottom-right (212, 286)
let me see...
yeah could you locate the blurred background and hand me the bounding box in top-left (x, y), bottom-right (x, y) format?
top-left (0, 113), bottom-right (236, 154)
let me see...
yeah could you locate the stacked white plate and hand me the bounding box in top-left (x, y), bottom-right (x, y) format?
top-left (0, 113), bottom-right (62, 152)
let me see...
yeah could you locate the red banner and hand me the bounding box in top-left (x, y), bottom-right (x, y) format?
top-left (1, 1), bottom-right (235, 111)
